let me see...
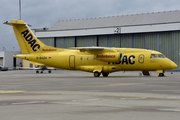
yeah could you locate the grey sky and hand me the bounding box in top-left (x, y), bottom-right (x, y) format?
top-left (0, 0), bottom-right (180, 51)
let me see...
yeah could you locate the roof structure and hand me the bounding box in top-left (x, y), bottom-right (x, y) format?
top-left (50, 10), bottom-right (180, 31)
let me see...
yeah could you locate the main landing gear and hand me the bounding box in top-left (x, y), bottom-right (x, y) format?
top-left (36, 70), bottom-right (44, 73)
top-left (93, 71), bottom-right (109, 77)
top-left (36, 70), bottom-right (52, 73)
top-left (142, 71), bottom-right (150, 76)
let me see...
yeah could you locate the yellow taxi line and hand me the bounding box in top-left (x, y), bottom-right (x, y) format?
top-left (0, 90), bottom-right (24, 93)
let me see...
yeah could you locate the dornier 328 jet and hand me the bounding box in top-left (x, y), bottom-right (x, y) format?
top-left (4, 20), bottom-right (177, 77)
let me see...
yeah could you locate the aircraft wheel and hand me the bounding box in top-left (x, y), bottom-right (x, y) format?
top-left (36, 70), bottom-right (39, 73)
top-left (41, 71), bottom-right (43, 73)
top-left (142, 71), bottom-right (150, 76)
top-left (159, 73), bottom-right (165, 77)
top-left (102, 72), bottom-right (109, 77)
top-left (48, 70), bottom-right (51, 73)
top-left (94, 71), bottom-right (101, 77)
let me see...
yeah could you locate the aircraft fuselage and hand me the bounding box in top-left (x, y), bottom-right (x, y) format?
top-left (15, 48), bottom-right (176, 74)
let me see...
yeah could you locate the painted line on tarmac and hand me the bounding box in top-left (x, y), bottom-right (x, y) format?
top-left (167, 96), bottom-right (180, 99)
top-left (159, 108), bottom-right (180, 112)
top-left (120, 97), bottom-right (147, 100)
top-left (0, 90), bottom-right (24, 94)
top-left (12, 101), bottom-right (45, 105)
top-left (71, 98), bottom-right (100, 102)
top-left (17, 91), bottom-right (180, 101)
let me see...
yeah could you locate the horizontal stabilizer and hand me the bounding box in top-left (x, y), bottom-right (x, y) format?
top-left (4, 20), bottom-right (26, 26)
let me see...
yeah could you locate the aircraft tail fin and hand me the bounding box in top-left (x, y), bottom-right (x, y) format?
top-left (4, 20), bottom-right (58, 54)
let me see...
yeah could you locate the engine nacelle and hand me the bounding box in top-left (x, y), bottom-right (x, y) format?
top-left (95, 52), bottom-right (122, 62)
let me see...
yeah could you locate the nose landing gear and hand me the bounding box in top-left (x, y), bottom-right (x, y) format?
top-left (157, 70), bottom-right (165, 77)
top-left (158, 73), bottom-right (165, 77)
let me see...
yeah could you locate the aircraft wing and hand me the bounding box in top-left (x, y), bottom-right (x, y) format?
top-left (16, 67), bottom-right (42, 70)
top-left (71, 46), bottom-right (117, 54)
top-left (46, 67), bottom-right (56, 70)
top-left (16, 61), bottom-right (55, 70)
top-left (16, 66), bottom-right (55, 70)
top-left (71, 46), bottom-right (122, 62)
top-left (29, 61), bottom-right (55, 70)
top-left (30, 61), bottom-right (44, 66)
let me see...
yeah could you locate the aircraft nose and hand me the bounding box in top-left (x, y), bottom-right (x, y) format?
top-left (171, 62), bottom-right (178, 69)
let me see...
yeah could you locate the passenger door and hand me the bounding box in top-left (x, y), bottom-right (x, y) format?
top-left (69, 55), bottom-right (75, 68)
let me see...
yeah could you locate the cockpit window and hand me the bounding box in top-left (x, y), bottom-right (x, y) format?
top-left (150, 54), bottom-right (157, 58)
top-left (150, 54), bottom-right (166, 58)
top-left (157, 54), bottom-right (166, 58)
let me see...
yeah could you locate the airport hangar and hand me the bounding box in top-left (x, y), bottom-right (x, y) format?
top-left (34, 10), bottom-right (180, 70)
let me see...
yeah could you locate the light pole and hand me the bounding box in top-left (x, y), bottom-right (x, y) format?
top-left (3, 47), bottom-right (6, 51)
top-left (19, 0), bottom-right (21, 19)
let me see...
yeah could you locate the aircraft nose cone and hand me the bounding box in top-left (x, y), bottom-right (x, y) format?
top-left (171, 62), bottom-right (178, 69)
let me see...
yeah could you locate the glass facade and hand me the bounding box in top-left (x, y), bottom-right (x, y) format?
top-left (56, 37), bottom-right (75, 48)
top-left (39, 37), bottom-right (54, 46)
top-left (38, 31), bottom-right (180, 69)
top-left (76, 36), bottom-right (97, 47)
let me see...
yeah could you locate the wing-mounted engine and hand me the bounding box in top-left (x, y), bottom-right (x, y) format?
top-left (95, 52), bottom-right (122, 62)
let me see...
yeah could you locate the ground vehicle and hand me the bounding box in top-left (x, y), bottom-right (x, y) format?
top-left (0, 65), bottom-right (8, 71)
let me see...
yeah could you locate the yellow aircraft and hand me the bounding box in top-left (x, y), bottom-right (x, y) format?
top-left (4, 20), bottom-right (177, 77)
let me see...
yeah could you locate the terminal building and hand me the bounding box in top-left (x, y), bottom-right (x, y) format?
top-left (0, 51), bottom-right (21, 69)
top-left (35, 10), bottom-right (180, 70)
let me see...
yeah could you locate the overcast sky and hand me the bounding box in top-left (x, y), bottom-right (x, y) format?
top-left (0, 0), bottom-right (180, 51)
